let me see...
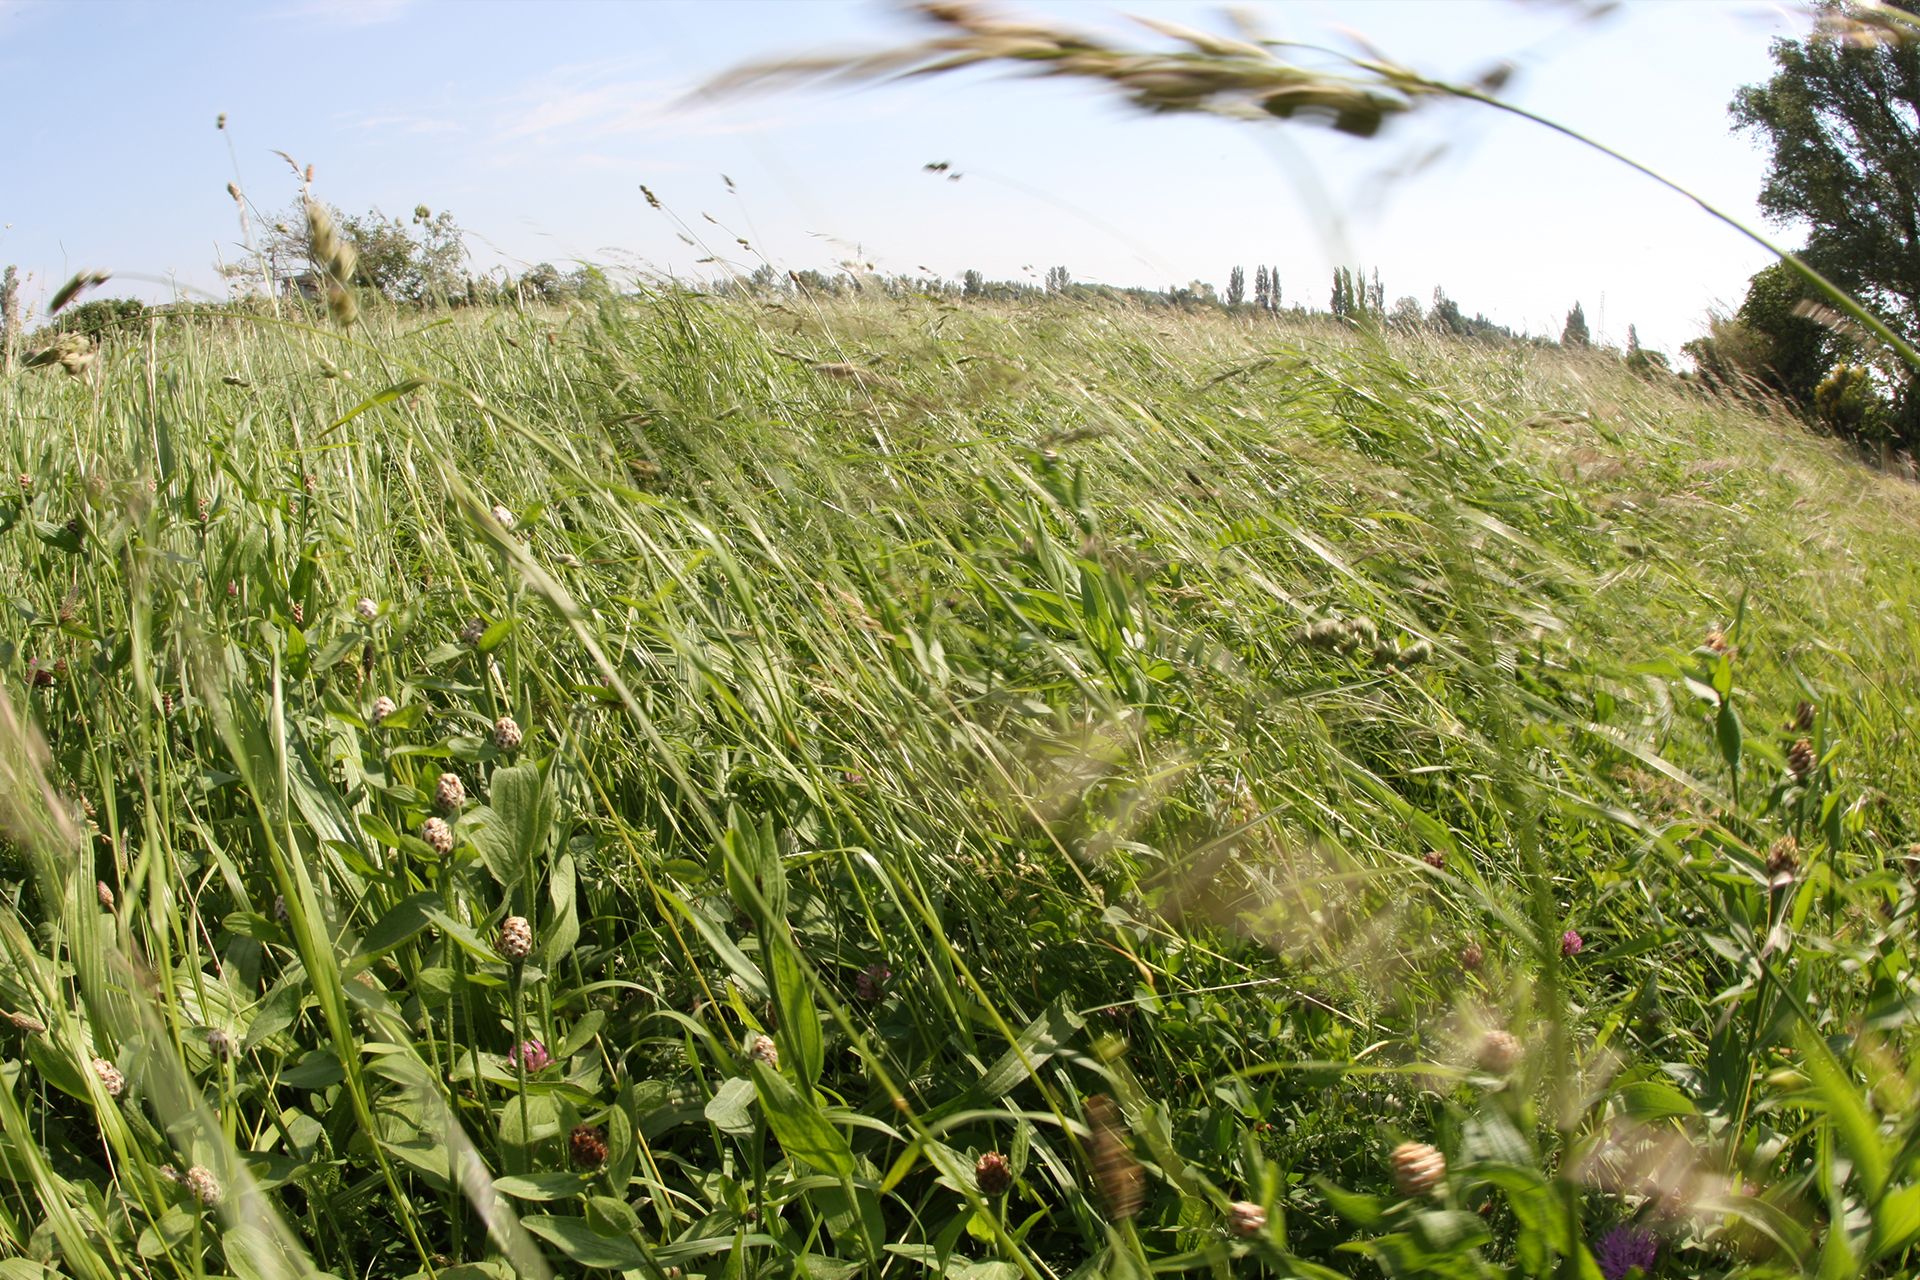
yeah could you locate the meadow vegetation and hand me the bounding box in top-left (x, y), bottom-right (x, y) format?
top-left (1, 280), bottom-right (1919, 1280)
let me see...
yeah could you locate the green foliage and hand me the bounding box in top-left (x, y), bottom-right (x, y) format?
top-left (47, 296), bottom-right (148, 342)
top-left (1814, 363), bottom-right (1887, 439)
top-left (1736, 260), bottom-right (1838, 404)
top-left (1562, 301), bottom-right (1589, 348)
top-left (1, 288), bottom-right (1919, 1280)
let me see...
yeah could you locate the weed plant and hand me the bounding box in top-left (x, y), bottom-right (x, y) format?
top-left (2, 287), bottom-right (1920, 1279)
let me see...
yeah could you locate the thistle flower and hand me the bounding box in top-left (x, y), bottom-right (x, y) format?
top-left (1561, 929), bottom-right (1585, 957)
top-left (511, 1039), bottom-right (550, 1072)
top-left (434, 772), bottom-right (466, 811)
top-left (569, 1124), bottom-right (609, 1169)
top-left (6, 1010), bottom-right (46, 1034)
top-left (1390, 1141), bottom-right (1445, 1198)
top-left (493, 715), bottom-right (522, 751)
top-left (371, 696), bottom-right (396, 725)
top-left (1460, 941), bottom-right (1484, 969)
top-left (748, 1033), bottom-right (779, 1069)
top-left (1766, 836), bottom-right (1799, 882)
top-left (855, 963), bottom-right (891, 1001)
top-left (184, 1164), bottom-right (222, 1207)
top-left (206, 1027), bottom-right (237, 1061)
top-left (96, 880), bottom-right (114, 910)
top-left (421, 816), bottom-right (454, 855)
top-left (1787, 737), bottom-right (1816, 782)
top-left (975, 1150), bottom-right (1012, 1196)
top-left (355, 597), bottom-right (377, 622)
top-left (498, 915), bottom-right (533, 961)
top-left (1592, 1225), bottom-right (1658, 1280)
top-left (1228, 1201), bottom-right (1267, 1238)
top-left (1475, 1029), bottom-right (1521, 1074)
top-left (92, 1057), bottom-right (125, 1098)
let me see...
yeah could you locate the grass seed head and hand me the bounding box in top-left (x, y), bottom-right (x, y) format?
top-left (6, 1010), bottom-right (45, 1035)
top-left (1788, 701), bottom-right (1817, 732)
top-left (1085, 1094), bottom-right (1141, 1219)
top-left (291, 602), bottom-right (304, 626)
top-left (421, 816), bottom-right (453, 855)
top-left (975, 1150), bottom-right (1012, 1196)
top-left (1390, 1141), bottom-right (1445, 1198)
top-left (96, 880), bottom-right (114, 910)
top-left (498, 915), bottom-right (533, 961)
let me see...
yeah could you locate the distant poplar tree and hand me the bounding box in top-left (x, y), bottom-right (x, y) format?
top-left (1266, 267), bottom-right (1282, 310)
top-left (963, 269), bottom-right (985, 298)
top-left (1045, 266), bottom-right (1071, 293)
top-left (1227, 265), bottom-right (1246, 307)
top-left (1254, 266), bottom-right (1269, 309)
top-left (1562, 301), bottom-right (1590, 347)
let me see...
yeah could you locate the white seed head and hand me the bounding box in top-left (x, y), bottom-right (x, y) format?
top-left (371, 695), bottom-right (396, 725)
top-left (355, 597), bottom-right (378, 621)
top-left (92, 1057), bottom-right (125, 1098)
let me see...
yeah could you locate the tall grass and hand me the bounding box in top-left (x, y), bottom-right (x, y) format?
top-left (2, 286), bottom-right (1919, 1280)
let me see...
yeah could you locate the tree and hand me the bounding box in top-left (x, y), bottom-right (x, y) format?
top-left (1265, 267), bottom-right (1281, 311)
top-left (1227, 265), bottom-right (1245, 307)
top-left (1732, 4), bottom-right (1920, 342)
top-left (963, 269), bottom-right (984, 298)
top-left (1045, 266), bottom-right (1071, 293)
top-left (1429, 287), bottom-right (1466, 335)
top-left (1254, 265), bottom-right (1270, 310)
top-left (1737, 259), bottom-right (1838, 403)
top-left (1562, 302), bottom-right (1590, 348)
top-left (259, 201), bottom-right (469, 306)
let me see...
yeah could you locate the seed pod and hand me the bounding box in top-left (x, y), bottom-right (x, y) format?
top-left (6, 1010), bottom-right (46, 1034)
top-left (1228, 1201), bottom-right (1267, 1238)
top-left (355, 597), bottom-right (377, 622)
top-left (498, 915), bottom-right (533, 961)
top-left (185, 1165), bottom-right (222, 1207)
top-left (1475, 1030), bottom-right (1521, 1075)
top-left (1787, 737), bottom-right (1816, 782)
top-left (493, 715), bottom-right (523, 751)
top-left (92, 1057), bottom-right (125, 1098)
top-left (371, 696), bottom-right (396, 725)
top-left (976, 1151), bottom-right (1012, 1197)
top-left (569, 1124), bottom-right (609, 1169)
top-left (1766, 836), bottom-right (1799, 882)
top-left (96, 880), bottom-right (114, 910)
top-left (748, 1033), bottom-right (779, 1069)
top-left (434, 772), bottom-right (466, 811)
top-left (1390, 1141), bottom-right (1445, 1198)
top-left (206, 1027), bottom-right (237, 1061)
top-left (421, 817), bottom-right (454, 855)
top-left (1085, 1094), bottom-right (1142, 1219)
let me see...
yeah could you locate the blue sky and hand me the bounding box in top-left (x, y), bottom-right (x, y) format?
top-left (0, 0), bottom-right (1808, 353)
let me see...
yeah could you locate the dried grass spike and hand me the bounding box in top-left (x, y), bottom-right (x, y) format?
top-left (1085, 1093), bottom-right (1142, 1219)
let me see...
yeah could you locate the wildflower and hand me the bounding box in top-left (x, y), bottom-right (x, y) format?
top-left (1592, 1225), bottom-right (1658, 1280)
top-left (1475, 1030), bottom-right (1521, 1075)
top-left (16, 474), bottom-right (29, 494)
top-left (1422, 851), bottom-right (1444, 870)
top-left (1561, 929), bottom-right (1584, 957)
top-left (355, 597), bottom-right (378, 622)
top-left (460, 617), bottom-right (485, 647)
top-left (92, 1057), bottom-right (125, 1097)
top-left (158, 1164), bottom-right (182, 1184)
top-left (184, 1165), bottom-right (222, 1207)
top-left (96, 880), bottom-right (114, 910)
top-left (1228, 1201), bottom-right (1267, 1238)
top-left (28, 659), bottom-right (55, 688)
top-left (748, 1034), bottom-right (779, 1069)
top-left (491, 504), bottom-right (515, 529)
top-left (434, 772), bottom-right (466, 811)
top-left (1787, 737), bottom-right (1816, 782)
top-left (6, 1010), bottom-right (45, 1034)
top-left (976, 1150), bottom-right (1012, 1196)
top-left (421, 817), bottom-right (454, 855)
top-left (1460, 941), bottom-right (1484, 969)
top-left (291, 602), bottom-right (304, 627)
top-left (1766, 836), bottom-right (1799, 882)
top-left (1390, 1142), bottom-right (1445, 1198)
top-left (197, 497), bottom-right (211, 525)
top-left (226, 580), bottom-right (238, 599)
top-left (206, 1027), bottom-right (237, 1061)
top-left (568, 1124), bottom-right (608, 1169)
top-left (302, 473), bottom-right (315, 495)
top-left (1786, 701), bottom-right (1816, 732)
top-left (371, 696), bottom-right (396, 725)
top-left (498, 915), bottom-right (533, 961)
top-left (855, 963), bottom-right (891, 1001)
top-left (273, 894), bottom-right (288, 924)
top-left (511, 1039), bottom-right (550, 1072)
top-left (1705, 629), bottom-right (1731, 655)
top-left (493, 715), bottom-right (522, 751)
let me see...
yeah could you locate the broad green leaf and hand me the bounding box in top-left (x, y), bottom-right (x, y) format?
top-left (768, 929), bottom-right (823, 1088)
top-left (351, 891), bottom-right (441, 964)
top-left (1798, 1022), bottom-right (1890, 1202)
top-left (521, 1215), bottom-right (646, 1269)
top-left (1618, 1080), bottom-right (1697, 1120)
top-left (750, 1060), bottom-right (854, 1178)
top-left (494, 1173), bottom-right (593, 1201)
top-left (704, 1076), bottom-right (757, 1135)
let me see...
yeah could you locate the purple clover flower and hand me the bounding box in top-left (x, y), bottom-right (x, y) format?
top-left (855, 964), bottom-right (891, 1002)
top-left (1593, 1225), bottom-right (1657, 1280)
top-left (1561, 929), bottom-right (1585, 957)
top-left (510, 1039), bottom-right (550, 1073)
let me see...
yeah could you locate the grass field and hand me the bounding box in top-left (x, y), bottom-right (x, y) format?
top-left (3, 285), bottom-right (1919, 1280)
